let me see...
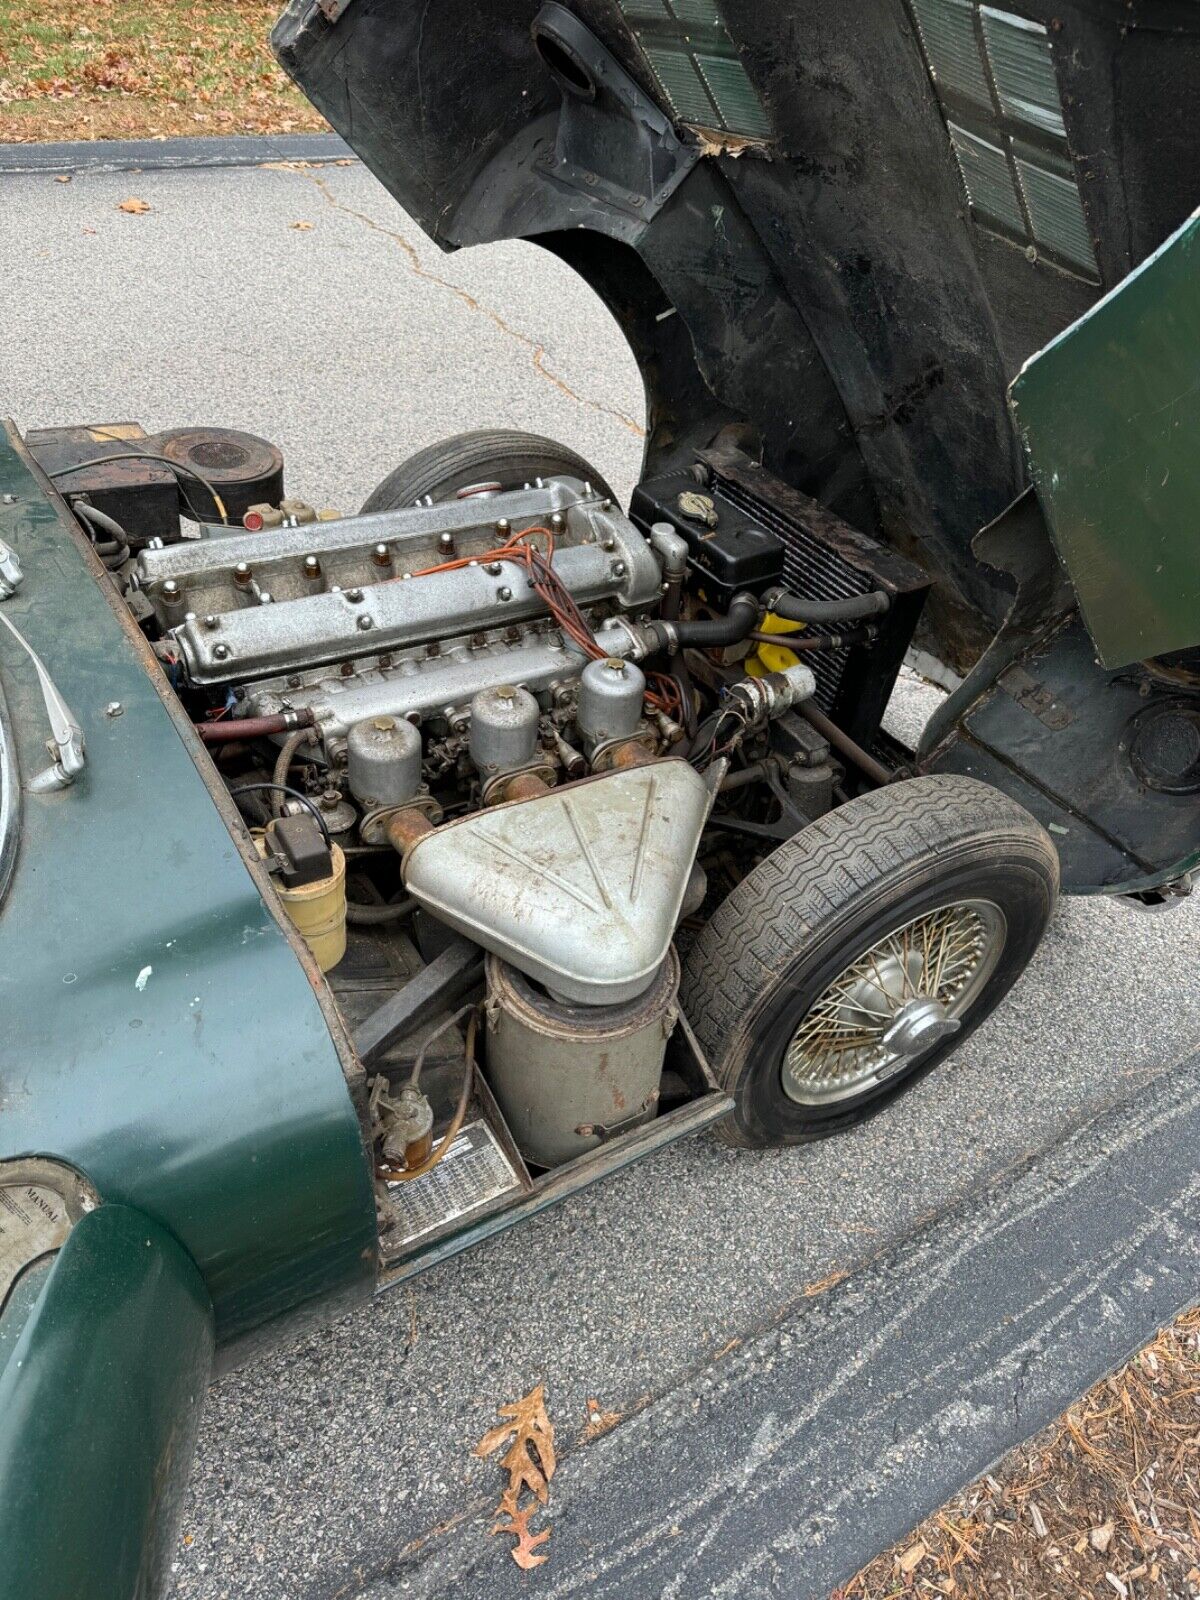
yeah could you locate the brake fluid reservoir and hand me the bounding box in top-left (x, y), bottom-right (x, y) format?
top-left (484, 949), bottom-right (679, 1168)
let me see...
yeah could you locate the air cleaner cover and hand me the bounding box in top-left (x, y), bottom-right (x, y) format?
top-left (403, 760), bottom-right (713, 1005)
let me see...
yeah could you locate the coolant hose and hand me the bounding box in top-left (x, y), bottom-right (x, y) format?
top-left (647, 591), bottom-right (759, 652)
top-left (196, 710), bottom-right (315, 744)
top-left (762, 586), bottom-right (891, 625)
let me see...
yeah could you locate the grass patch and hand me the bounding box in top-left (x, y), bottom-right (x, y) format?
top-left (0, 0), bottom-right (325, 141)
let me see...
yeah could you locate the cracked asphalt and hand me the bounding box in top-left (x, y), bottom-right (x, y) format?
top-left (3, 160), bottom-right (1198, 1599)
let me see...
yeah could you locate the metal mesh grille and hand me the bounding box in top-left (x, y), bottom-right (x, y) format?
top-left (712, 472), bottom-right (873, 714)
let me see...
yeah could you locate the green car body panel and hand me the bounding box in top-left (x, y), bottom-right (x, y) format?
top-left (0, 420), bottom-right (378, 1351)
top-left (0, 1205), bottom-right (215, 1600)
top-left (1011, 209), bottom-right (1200, 671)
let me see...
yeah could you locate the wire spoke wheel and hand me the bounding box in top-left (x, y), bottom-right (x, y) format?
top-left (680, 776), bottom-right (1059, 1147)
top-left (781, 899), bottom-right (1006, 1106)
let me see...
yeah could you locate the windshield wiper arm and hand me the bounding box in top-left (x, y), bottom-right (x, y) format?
top-left (0, 608), bottom-right (86, 792)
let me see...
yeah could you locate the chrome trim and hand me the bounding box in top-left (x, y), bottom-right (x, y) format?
top-left (0, 676), bottom-right (20, 905)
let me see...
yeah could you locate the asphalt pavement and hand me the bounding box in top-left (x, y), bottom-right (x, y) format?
top-left (3, 158), bottom-right (1198, 1600)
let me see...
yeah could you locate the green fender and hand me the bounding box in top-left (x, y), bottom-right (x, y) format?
top-left (0, 1205), bottom-right (214, 1600)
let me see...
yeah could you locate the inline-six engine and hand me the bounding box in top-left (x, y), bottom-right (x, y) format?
top-left (129, 470), bottom-right (815, 1168)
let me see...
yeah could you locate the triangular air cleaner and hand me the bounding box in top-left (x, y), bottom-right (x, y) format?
top-left (403, 760), bottom-right (713, 1006)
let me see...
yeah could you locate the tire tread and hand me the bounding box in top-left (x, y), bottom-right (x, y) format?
top-left (682, 776), bottom-right (1059, 1146)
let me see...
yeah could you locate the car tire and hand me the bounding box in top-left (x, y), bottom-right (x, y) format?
top-left (681, 775), bottom-right (1059, 1148)
top-left (360, 429), bottom-right (615, 512)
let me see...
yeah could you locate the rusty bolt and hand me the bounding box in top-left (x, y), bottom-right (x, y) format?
top-left (303, 555), bottom-right (321, 578)
top-left (550, 512), bottom-right (565, 533)
top-left (438, 532), bottom-right (455, 555)
top-left (372, 543), bottom-right (391, 567)
top-left (234, 562), bottom-right (252, 585)
top-left (162, 579), bottom-right (182, 602)
top-left (495, 517), bottom-right (511, 537)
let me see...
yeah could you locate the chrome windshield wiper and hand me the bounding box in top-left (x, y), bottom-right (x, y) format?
top-left (0, 608), bottom-right (86, 792)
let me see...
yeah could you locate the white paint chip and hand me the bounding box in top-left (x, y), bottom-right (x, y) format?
top-left (135, 965), bottom-right (153, 991)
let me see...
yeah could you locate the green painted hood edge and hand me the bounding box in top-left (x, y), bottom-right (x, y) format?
top-left (0, 423), bottom-right (377, 1352)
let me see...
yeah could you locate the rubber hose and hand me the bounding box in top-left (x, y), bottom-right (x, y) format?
top-left (763, 587), bottom-right (890, 625)
top-left (73, 504), bottom-right (131, 569)
top-left (345, 896), bottom-right (418, 927)
top-left (746, 627), bottom-right (873, 652)
top-left (72, 502), bottom-right (127, 542)
top-left (649, 592), bottom-right (759, 651)
top-left (196, 712), bottom-right (315, 744)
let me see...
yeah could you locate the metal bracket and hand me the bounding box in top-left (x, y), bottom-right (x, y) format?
top-left (999, 663), bottom-right (1074, 730)
top-left (575, 1089), bottom-right (660, 1144)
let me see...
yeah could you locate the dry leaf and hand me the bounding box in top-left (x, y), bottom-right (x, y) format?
top-left (476, 1384), bottom-right (556, 1568)
top-left (898, 1540), bottom-right (927, 1575)
top-left (492, 1503), bottom-right (551, 1571)
top-left (117, 197), bottom-right (151, 214)
top-left (290, 220), bottom-right (313, 231)
top-left (475, 1382), bottom-right (557, 1507)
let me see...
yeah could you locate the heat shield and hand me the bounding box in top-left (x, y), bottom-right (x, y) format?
top-left (403, 760), bottom-right (713, 1005)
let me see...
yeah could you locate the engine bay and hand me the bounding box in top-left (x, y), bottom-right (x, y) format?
top-left (34, 420), bottom-right (929, 1270)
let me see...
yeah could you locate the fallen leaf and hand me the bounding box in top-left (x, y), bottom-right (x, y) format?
top-left (1091, 1520), bottom-right (1116, 1554)
top-left (898, 1539), bottom-right (927, 1575)
top-left (117, 197), bottom-right (151, 214)
top-left (492, 1503), bottom-right (551, 1571)
top-left (290, 220), bottom-right (313, 230)
top-left (476, 1384), bottom-right (556, 1568)
top-left (475, 1382), bottom-right (556, 1507)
